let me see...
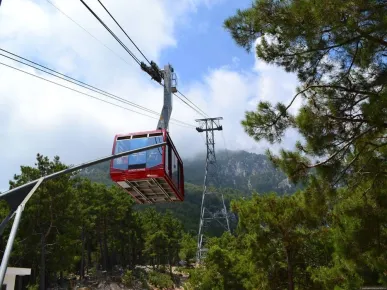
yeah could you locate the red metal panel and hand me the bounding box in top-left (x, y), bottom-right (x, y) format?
top-left (109, 129), bottom-right (184, 203)
top-left (115, 129), bottom-right (165, 139)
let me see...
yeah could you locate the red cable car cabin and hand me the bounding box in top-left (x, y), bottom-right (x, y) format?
top-left (110, 129), bottom-right (184, 204)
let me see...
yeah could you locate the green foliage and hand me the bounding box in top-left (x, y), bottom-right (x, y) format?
top-left (140, 209), bottom-right (183, 268)
top-left (1, 154), bottom-right (189, 288)
top-left (179, 233), bottom-right (197, 264)
top-left (187, 191), bottom-right (334, 289)
top-left (148, 270), bottom-right (174, 289)
top-left (122, 270), bottom-right (133, 287)
top-left (224, 0), bottom-right (387, 185)
top-left (26, 284), bottom-right (39, 290)
top-left (221, 2), bottom-right (387, 288)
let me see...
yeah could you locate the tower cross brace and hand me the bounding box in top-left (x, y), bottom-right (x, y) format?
top-left (195, 117), bottom-right (230, 263)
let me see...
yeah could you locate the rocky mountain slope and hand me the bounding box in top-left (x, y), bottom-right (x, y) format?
top-left (81, 150), bottom-right (299, 195)
top-left (184, 150), bottom-right (299, 195)
top-left (78, 150), bottom-right (299, 234)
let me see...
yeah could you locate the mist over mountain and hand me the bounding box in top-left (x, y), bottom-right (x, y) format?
top-left (79, 149), bottom-right (299, 234)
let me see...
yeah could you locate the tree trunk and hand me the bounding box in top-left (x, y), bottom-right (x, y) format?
top-left (98, 234), bottom-right (105, 270)
top-left (40, 234), bottom-right (46, 290)
top-left (60, 271), bottom-right (63, 287)
top-left (285, 247), bottom-right (295, 290)
top-left (87, 237), bottom-right (91, 275)
top-left (131, 239), bottom-right (136, 268)
top-left (169, 255), bottom-right (173, 276)
top-left (103, 220), bottom-right (110, 271)
top-left (80, 226), bottom-right (85, 279)
top-left (120, 244), bottom-right (125, 268)
top-left (103, 235), bottom-right (109, 271)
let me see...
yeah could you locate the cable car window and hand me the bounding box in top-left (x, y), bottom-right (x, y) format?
top-left (146, 136), bottom-right (163, 168)
top-left (171, 149), bottom-right (179, 188)
top-left (113, 139), bottom-right (131, 170)
top-left (165, 145), bottom-right (170, 176)
top-left (128, 138), bottom-right (147, 169)
top-left (113, 137), bottom-right (148, 170)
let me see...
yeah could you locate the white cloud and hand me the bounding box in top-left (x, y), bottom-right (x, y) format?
top-left (0, 0), bottom-right (300, 191)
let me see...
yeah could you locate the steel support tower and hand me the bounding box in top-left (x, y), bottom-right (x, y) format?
top-left (195, 117), bottom-right (230, 263)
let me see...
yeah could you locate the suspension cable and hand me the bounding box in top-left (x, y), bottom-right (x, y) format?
top-left (95, 0), bottom-right (151, 66)
top-left (78, 0), bottom-right (209, 118)
top-left (0, 59), bottom-right (195, 128)
top-left (45, 0), bottom-right (132, 68)
top-left (78, 0), bottom-right (141, 66)
top-left (0, 49), bottom-right (195, 127)
top-left (177, 89), bottom-right (209, 117)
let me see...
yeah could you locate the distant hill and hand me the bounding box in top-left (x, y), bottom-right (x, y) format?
top-left (80, 150), bottom-right (298, 194)
top-left (78, 150), bottom-right (299, 234)
top-left (184, 150), bottom-right (299, 195)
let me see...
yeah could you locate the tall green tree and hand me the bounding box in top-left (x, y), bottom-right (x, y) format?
top-left (179, 233), bottom-right (197, 264)
top-left (224, 0), bottom-right (387, 185)
top-left (7, 154), bottom-right (80, 290)
top-left (140, 208), bottom-right (183, 272)
top-left (186, 192), bottom-right (332, 290)
top-left (224, 1), bottom-right (387, 288)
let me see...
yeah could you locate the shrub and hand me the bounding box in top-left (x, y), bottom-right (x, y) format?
top-left (121, 270), bottom-right (133, 287)
top-left (148, 271), bottom-right (174, 289)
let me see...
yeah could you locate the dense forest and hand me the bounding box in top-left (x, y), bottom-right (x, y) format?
top-left (1, 0), bottom-right (387, 289)
top-left (0, 153), bottom-right (202, 289)
top-left (186, 0), bottom-right (386, 289)
top-left (0, 149), bottom-right (292, 289)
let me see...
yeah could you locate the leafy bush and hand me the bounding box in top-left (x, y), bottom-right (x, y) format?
top-left (26, 284), bottom-right (39, 290)
top-left (122, 269), bottom-right (133, 287)
top-left (133, 268), bottom-right (150, 289)
top-left (148, 271), bottom-right (174, 289)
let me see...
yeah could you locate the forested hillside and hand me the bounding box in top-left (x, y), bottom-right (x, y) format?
top-left (0, 154), bottom-right (196, 289)
top-left (184, 150), bottom-right (299, 195)
top-left (0, 149), bottom-right (294, 289)
top-left (78, 149), bottom-right (298, 235)
top-left (185, 0), bottom-right (387, 289)
top-left (80, 149), bottom-right (298, 195)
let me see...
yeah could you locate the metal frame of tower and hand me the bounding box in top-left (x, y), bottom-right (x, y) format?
top-left (156, 64), bottom-right (176, 131)
top-left (195, 117), bottom-right (230, 263)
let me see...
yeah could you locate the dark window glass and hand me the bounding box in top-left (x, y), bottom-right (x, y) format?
top-left (113, 136), bottom-right (164, 170)
top-left (146, 136), bottom-right (163, 168)
top-left (128, 138), bottom-right (147, 169)
top-left (113, 139), bottom-right (131, 170)
top-left (165, 145), bottom-right (170, 176)
top-left (171, 149), bottom-right (179, 188)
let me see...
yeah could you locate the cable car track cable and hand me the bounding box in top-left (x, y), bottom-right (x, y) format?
top-left (95, 0), bottom-right (151, 66)
top-left (0, 49), bottom-right (194, 127)
top-left (77, 0), bottom-right (209, 119)
top-left (153, 81), bottom-right (206, 117)
top-left (174, 92), bottom-right (206, 117)
top-left (45, 0), bottom-right (132, 68)
top-left (0, 50), bottom-right (156, 118)
top-left (176, 89), bottom-right (209, 117)
top-left (0, 60), bottom-right (194, 128)
top-left (78, 0), bottom-right (141, 66)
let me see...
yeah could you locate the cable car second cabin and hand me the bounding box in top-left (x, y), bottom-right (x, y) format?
top-left (110, 129), bottom-right (184, 204)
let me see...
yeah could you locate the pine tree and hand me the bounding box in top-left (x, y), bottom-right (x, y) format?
top-left (7, 154), bottom-right (80, 290)
top-left (224, 0), bottom-right (387, 185)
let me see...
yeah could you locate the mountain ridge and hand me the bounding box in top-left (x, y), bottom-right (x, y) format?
top-left (78, 149), bottom-right (299, 233)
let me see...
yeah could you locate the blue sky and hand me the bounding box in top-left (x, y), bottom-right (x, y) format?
top-left (161, 0), bottom-right (254, 85)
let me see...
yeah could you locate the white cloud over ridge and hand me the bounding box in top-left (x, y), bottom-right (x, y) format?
top-left (0, 0), bottom-right (299, 191)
